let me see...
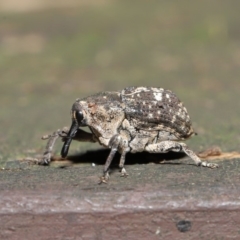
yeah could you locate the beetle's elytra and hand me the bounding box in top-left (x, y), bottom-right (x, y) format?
top-left (41, 86), bottom-right (218, 183)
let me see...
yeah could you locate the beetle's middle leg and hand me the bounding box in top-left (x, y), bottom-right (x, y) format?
top-left (119, 150), bottom-right (129, 177)
top-left (145, 141), bottom-right (218, 168)
top-left (99, 135), bottom-right (122, 184)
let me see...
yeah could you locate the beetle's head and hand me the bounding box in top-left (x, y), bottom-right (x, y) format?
top-left (71, 101), bottom-right (87, 127)
top-left (61, 101), bottom-right (87, 158)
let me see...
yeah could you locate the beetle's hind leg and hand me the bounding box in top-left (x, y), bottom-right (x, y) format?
top-left (181, 144), bottom-right (218, 168)
top-left (145, 141), bottom-right (218, 168)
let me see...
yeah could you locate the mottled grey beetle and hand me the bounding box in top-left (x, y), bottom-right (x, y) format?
top-left (41, 87), bottom-right (218, 183)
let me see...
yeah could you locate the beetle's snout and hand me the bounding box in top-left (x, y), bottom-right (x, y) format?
top-left (61, 119), bottom-right (79, 158)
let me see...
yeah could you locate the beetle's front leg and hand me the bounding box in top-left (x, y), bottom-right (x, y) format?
top-left (40, 128), bottom-right (68, 165)
top-left (40, 127), bottom-right (95, 165)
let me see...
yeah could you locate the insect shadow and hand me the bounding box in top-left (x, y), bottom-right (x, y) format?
top-left (66, 149), bottom-right (187, 166)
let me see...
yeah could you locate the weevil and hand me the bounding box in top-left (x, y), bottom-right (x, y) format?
top-left (40, 87), bottom-right (218, 183)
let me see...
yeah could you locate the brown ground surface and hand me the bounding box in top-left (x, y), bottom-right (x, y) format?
top-left (0, 150), bottom-right (240, 239)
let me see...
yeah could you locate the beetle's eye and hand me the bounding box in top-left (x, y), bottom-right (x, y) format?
top-left (76, 111), bottom-right (84, 123)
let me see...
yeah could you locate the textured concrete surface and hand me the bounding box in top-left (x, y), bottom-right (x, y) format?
top-left (0, 150), bottom-right (239, 239)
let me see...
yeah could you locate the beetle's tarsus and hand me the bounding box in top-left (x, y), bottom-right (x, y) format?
top-left (200, 161), bottom-right (219, 168)
top-left (120, 167), bottom-right (129, 177)
top-left (99, 172), bottom-right (110, 184)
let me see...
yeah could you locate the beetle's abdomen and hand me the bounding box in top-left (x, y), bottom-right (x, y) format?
top-left (121, 87), bottom-right (194, 140)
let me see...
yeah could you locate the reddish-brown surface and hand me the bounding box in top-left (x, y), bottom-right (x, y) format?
top-left (0, 151), bottom-right (240, 239)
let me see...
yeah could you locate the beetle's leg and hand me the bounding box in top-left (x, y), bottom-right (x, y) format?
top-left (145, 141), bottom-right (218, 168)
top-left (40, 127), bottom-right (95, 165)
top-left (99, 135), bottom-right (121, 184)
top-left (181, 144), bottom-right (218, 168)
top-left (40, 129), bottom-right (64, 165)
top-left (119, 150), bottom-right (129, 177)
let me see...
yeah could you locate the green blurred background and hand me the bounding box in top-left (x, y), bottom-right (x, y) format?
top-left (0, 0), bottom-right (240, 166)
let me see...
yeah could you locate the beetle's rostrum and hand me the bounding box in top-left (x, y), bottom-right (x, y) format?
top-left (61, 109), bottom-right (85, 158)
top-left (41, 86), bottom-right (218, 183)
